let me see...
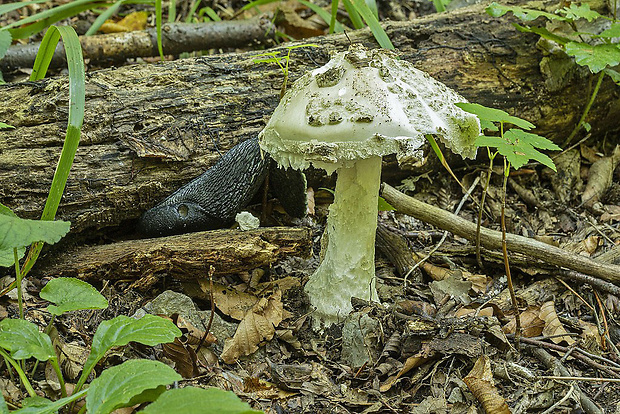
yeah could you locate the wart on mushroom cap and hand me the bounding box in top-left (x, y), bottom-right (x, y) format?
top-left (259, 45), bottom-right (481, 328)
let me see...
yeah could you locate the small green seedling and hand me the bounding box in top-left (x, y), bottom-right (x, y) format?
top-left (456, 102), bottom-right (561, 340)
top-left (486, 2), bottom-right (620, 146)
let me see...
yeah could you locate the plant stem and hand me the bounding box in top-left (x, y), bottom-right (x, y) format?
top-left (0, 349), bottom-right (36, 398)
top-left (476, 149), bottom-right (496, 269)
top-left (50, 359), bottom-right (67, 398)
top-left (562, 71), bottom-right (605, 147)
top-left (501, 158), bottom-right (521, 344)
top-left (13, 248), bottom-right (24, 319)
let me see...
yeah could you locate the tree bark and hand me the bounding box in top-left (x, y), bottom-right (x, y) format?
top-left (36, 227), bottom-right (312, 287)
top-left (1, 2), bottom-right (618, 237)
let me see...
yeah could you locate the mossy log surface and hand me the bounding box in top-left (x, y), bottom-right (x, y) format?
top-left (1, 3), bottom-right (618, 236)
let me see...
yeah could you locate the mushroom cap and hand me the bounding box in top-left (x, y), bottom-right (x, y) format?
top-left (259, 45), bottom-right (481, 174)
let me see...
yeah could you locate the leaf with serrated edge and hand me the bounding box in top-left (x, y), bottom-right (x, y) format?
top-left (504, 129), bottom-right (561, 151)
top-left (141, 387), bottom-right (262, 414)
top-left (86, 359), bottom-right (181, 414)
top-left (0, 319), bottom-right (55, 361)
top-left (40, 277), bottom-right (108, 316)
top-left (486, 2), bottom-right (565, 21)
top-left (565, 42), bottom-right (620, 73)
top-left (559, 4), bottom-right (602, 22)
top-left (455, 103), bottom-right (535, 130)
top-left (0, 214), bottom-right (70, 251)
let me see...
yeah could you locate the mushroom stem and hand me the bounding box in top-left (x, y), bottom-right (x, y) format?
top-left (305, 155), bottom-right (382, 328)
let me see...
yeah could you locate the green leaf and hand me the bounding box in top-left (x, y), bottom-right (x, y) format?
top-left (0, 392), bottom-right (8, 414)
top-left (0, 319), bottom-right (55, 361)
top-left (604, 67), bottom-right (620, 84)
top-left (565, 42), bottom-right (620, 73)
top-left (559, 3), bottom-right (602, 22)
top-left (0, 122), bottom-right (14, 129)
top-left (76, 314), bottom-right (181, 392)
top-left (7, 2), bottom-right (111, 39)
top-left (86, 359), bottom-right (181, 414)
top-left (298, 0), bottom-right (346, 32)
top-left (21, 25), bottom-right (85, 277)
top-left (485, 2), bottom-right (565, 22)
top-left (378, 196), bottom-right (396, 211)
top-left (478, 129), bottom-right (560, 171)
top-left (0, 204), bottom-right (24, 267)
top-left (12, 389), bottom-right (88, 414)
top-left (599, 22), bottom-right (620, 38)
top-left (341, 0), bottom-right (364, 29)
top-left (506, 129), bottom-right (561, 151)
top-left (142, 387), bottom-right (263, 414)
top-left (349, 0), bottom-right (394, 49)
top-left (455, 103), bottom-right (535, 130)
top-left (514, 24), bottom-right (571, 45)
top-left (39, 277), bottom-right (108, 316)
top-left (0, 214), bottom-right (70, 251)
top-left (0, 30), bottom-right (11, 60)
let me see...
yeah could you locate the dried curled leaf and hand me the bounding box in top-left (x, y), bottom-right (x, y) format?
top-left (464, 355), bottom-right (511, 414)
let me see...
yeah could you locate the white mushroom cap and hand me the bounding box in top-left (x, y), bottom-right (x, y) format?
top-left (259, 45), bottom-right (481, 174)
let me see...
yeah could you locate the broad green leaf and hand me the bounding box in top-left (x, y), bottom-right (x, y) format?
top-left (559, 4), bottom-right (602, 22)
top-left (599, 23), bottom-right (620, 38)
top-left (76, 314), bottom-right (181, 391)
top-left (0, 319), bottom-right (55, 361)
top-left (0, 214), bottom-right (70, 251)
top-left (13, 389), bottom-right (88, 414)
top-left (142, 387), bottom-right (262, 414)
top-left (604, 68), bottom-right (620, 84)
top-left (455, 103), bottom-right (535, 130)
top-left (0, 204), bottom-right (25, 266)
top-left (0, 30), bottom-right (11, 60)
top-left (565, 42), bottom-right (620, 73)
top-left (40, 277), bottom-right (108, 316)
top-left (0, 122), bottom-right (14, 129)
top-left (86, 359), bottom-right (181, 414)
top-left (486, 2), bottom-right (565, 22)
top-left (0, 392), bottom-right (7, 414)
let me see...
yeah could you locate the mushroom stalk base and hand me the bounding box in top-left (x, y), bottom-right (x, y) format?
top-left (305, 156), bottom-right (382, 329)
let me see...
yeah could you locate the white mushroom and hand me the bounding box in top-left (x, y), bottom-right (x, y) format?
top-left (259, 45), bottom-right (481, 328)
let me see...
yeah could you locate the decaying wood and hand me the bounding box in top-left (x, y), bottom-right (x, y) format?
top-left (1, 2), bottom-right (619, 237)
top-left (36, 227), bottom-right (312, 286)
top-left (380, 183), bottom-right (620, 285)
top-left (0, 17), bottom-right (277, 71)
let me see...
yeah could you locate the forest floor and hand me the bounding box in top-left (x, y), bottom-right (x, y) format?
top-left (1, 0), bottom-right (619, 413)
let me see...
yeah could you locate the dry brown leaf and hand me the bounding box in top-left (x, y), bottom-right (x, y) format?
top-left (540, 301), bottom-right (575, 345)
top-left (582, 145), bottom-right (620, 208)
top-left (503, 306), bottom-right (544, 338)
top-left (162, 337), bottom-right (199, 378)
top-left (211, 282), bottom-right (260, 320)
top-left (463, 355), bottom-right (511, 414)
top-left (379, 355), bottom-right (432, 392)
top-left (220, 290), bottom-right (284, 364)
top-left (100, 11), bottom-right (148, 33)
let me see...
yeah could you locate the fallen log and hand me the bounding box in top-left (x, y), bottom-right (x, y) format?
top-left (1, 2), bottom-right (618, 236)
top-left (36, 227), bottom-right (312, 287)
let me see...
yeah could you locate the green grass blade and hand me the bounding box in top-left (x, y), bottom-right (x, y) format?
top-left (349, 0), bottom-right (393, 49)
top-left (7, 1), bottom-right (112, 39)
top-left (342, 0), bottom-right (364, 29)
top-left (155, 0), bottom-right (164, 60)
top-left (22, 25), bottom-right (85, 276)
top-left (0, 0), bottom-right (50, 17)
top-left (168, 0), bottom-right (176, 22)
top-left (329, 0), bottom-right (339, 33)
top-left (241, 0), bottom-right (279, 12)
top-left (86, 0), bottom-right (125, 36)
top-left (298, 0), bottom-right (345, 32)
